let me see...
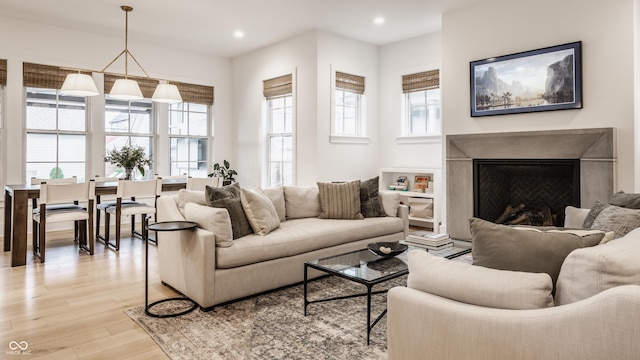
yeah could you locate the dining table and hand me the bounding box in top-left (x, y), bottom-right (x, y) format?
top-left (3, 179), bottom-right (187, 267)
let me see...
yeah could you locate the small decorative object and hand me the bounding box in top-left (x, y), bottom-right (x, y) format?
top-left (413, 175), bottom-right (430, 193)
top-left (470, 41), bottom-right (582, 117)
top-left (49, 167), bottom-right (64, 179)
top-left (367, 242), bottom-right (408, 257)
top-left (104, 145), bottom-right (151, 180)
top-left (208, 159), bottom-right (238, 184)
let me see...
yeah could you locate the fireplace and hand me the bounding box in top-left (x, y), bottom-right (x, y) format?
top-left (474, 159), bottom-right (580, 226)
top-left (446, 128), bottom-right (615, 240)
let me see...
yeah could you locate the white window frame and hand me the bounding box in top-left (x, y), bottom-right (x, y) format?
top-left (25, 87), bottom-right (89, 181)
top-left (330, 66), bottom-right (369, 144)
top-left (0, 84), bottom-right (4, 190)
top-left (168, 102), bottom-right (212, 177)
top-left (265, 95), bottom-right (294, 187)
top-left (397, 68), bottom-right (442, 145)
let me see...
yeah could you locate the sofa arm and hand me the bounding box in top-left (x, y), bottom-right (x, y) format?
top-left (397, 204), bottom-right (409, 237)
top-left (387, 285), bottom-right (640, 360)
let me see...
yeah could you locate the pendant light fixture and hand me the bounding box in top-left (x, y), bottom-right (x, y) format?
top-left (61, 5), bottom-right (182, 104)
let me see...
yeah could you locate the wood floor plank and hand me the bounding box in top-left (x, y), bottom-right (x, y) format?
top-left (1, 234), bottom-right (170, 359)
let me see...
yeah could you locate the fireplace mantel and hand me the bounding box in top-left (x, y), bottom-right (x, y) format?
top-left (446, 128), bottom-right (616, 240)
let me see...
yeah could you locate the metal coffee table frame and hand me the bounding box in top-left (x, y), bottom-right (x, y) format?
top-left (303, 244), bottom-right (471, 345)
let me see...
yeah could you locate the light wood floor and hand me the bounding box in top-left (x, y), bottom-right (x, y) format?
top-left (1, 233), bottom-right (173, 359)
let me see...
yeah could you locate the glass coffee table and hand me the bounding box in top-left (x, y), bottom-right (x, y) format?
top-left (303, 242), bottom-right (470, 344)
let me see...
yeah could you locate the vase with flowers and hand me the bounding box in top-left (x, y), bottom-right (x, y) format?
top-left (104, 145), bottom-right (151, 180)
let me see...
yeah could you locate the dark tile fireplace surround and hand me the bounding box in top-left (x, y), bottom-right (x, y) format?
top-left (446, 128), bottom-right (615, 240)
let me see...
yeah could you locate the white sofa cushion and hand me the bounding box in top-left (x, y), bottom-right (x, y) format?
top-left (564, 205), bottom-right (590, 228)
top-left (262, 186), bottom-right (286, 221)
top-left (407, 250), bottom-right (554, 310)
top-left (284, 186), bottom-right (321, 219)
top-left (240, 187), bottom-right (280, 236)
top-left (177, 189), bottom-right (207, 216)
top-left (379, 191), bottom-right (401, 217)
top-left (555, 227), bottom-right (640, 305)
top-left (184, 202), bottom-right (233, 247)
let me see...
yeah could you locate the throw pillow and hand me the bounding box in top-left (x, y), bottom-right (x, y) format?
top-left (556, 227), bottom-right (640, 305)
top-left (205, 183), bottom-right (252, 239)
top-left (407, 250), bottom-right (554, 310)
top-left (379, 190), bottom-right (401, 217)
top-left (284, 186), bottom-right (321, 219)
top-left (184, 202), bottom-right (233, 247)
top-left (582, 200), bottom-right (607, 228)
top-left (177, 189), bottom-right (207, 216)
top-left (240, 187), bottom-right (281, 236)
top-left (609, 190), bottom-right (640, 209)
top-left (469, 218), bottom-right (605, 292)
top-left (591, 205), bottom-right (640, 239)
top-left (317, 180), bottom-right (364, 220)
top-left (564, 205), bottom-right (590, 228)
top-left (262, 186), bottom-right (286, 222)
top-left (359, 176), bottom-right (386, 218)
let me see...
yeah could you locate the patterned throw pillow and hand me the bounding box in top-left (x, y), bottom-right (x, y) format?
top-left (582, 201), bottom-right (607, 228)
top-left (205, 183), bottom-right (253, 239)
top-left (317, 181), bottom-right (364, 220)
top-left (591, 205), bottom-right (640, 239)
top-left (359, 176), bottom-right (387, 218)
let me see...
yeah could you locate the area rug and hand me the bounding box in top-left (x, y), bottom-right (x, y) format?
top-left (125, 253), bottom-right (473, 360)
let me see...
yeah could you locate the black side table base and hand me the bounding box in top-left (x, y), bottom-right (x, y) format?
top-left (145, 297), bottom-right (199, 318)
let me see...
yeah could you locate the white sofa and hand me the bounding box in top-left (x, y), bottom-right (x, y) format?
top-left (387, 208), bottom-right (640, 360)
top-left (156, 185), bottom-right (408, 310)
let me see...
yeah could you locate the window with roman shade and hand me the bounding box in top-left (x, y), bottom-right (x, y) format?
top-left (332, 70), bottom-right (367, 142)
top-left (402, 69), bottom-right (441, 138)
top-left (23, 62), bottom-right (88, 181)
top-left (263, 74), bottom-right (294, 187)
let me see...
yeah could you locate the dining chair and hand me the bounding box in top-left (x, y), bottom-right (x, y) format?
top-left (92, 175), bottom-right (132, 244)
top-left (99, 179), bottom-right (162, 251)
top-left (32, 180), bottom-right (95, 263)
top-left (186, 176), bottom-right (222, 191)
top-left (31, 177), bottom-right (79, 242)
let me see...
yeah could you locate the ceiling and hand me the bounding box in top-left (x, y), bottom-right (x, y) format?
top-left (0, 0), bottom-right (482, 58)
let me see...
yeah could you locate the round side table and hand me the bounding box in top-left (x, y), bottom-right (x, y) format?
top-left (144, 219), bottom-right (199, 318)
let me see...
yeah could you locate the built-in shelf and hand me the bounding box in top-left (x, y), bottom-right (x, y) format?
top-left (379, 167), bottom-right (442, 233)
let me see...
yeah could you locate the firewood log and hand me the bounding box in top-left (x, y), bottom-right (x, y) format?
top-left (495, 203), bottom-right (525, 224)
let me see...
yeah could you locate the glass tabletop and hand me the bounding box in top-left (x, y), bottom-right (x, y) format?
top-left (306, 243), bottom-right (471, 284)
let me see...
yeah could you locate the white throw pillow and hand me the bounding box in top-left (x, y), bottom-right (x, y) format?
top-left (284, 186), bottom-right (321, 219)
top-left (177, 189), bottom-right (207, 216)
top-left (564, 206), bottom-right (590, 228)
top-left (379, 190), bottom-right (401, 217)
top-left (184, 202), bottom-right (233, 247)
top-left (408, 250), bottom-right (554, 310)
top-left (262, 186), bottom-right (286, 222)
top-left (240, 187), bottom-right (281, 235)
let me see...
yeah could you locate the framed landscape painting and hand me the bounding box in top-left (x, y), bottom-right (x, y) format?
top-left (470, 41), bottom-right (582, 117)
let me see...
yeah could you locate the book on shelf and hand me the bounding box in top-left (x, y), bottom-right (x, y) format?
top-left (403, 239), bottom-right (454, 250)
top-left (407, 230), bottom-right (450, 246)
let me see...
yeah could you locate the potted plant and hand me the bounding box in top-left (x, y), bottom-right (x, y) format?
top-left (104, 145), bottom-right (151, 180)
top-left (208, 159), bottom-right (237, 185)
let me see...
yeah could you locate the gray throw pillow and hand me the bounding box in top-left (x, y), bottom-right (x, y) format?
top-left (205, 183), bottom-right (253, 239)
top-left (591, 205), bottom-right (640, 239)
top-left (469, 218), bottom-right (605, 293)
top-left (582, 201), bottom-right (607, 228)
top-left (359, 176), bottom-right (386, 218)
top-left (609, 191), bottom-right (640, 209)
top-left (317, 180), bottom-right (364, 220)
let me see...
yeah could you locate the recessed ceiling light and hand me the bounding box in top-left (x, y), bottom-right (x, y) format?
top-left (234, 30), bottom-right (244, 39)
top-left (374, 17), bottom-right (385, 25)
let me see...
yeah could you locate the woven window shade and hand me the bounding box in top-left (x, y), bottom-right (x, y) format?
top-left (263, 74), bottom-right (292, 98)
top-left (402, 69), bottom-right (440, 93)
top-left (23, 62), bottom-right (92, 90)
top-left (172, 81), bottom-right (214, 105)
top-left (104, 73), bottom-right (159, 99)
top-left (335, 72), bottom-right (365, 95)
top-left (0, 59), bottom-right (6, 86)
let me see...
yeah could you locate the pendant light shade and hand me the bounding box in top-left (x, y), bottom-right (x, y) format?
top-left (61, 73), bottom-right (99, 96)
top-left (109, 78), bottom-right (143, 100)
top-left (60, 5), bottom-right (182, 103)
top-left (152, 83), bottom-right (183, 104)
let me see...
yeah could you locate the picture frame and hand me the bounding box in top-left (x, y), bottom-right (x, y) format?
top-left (413, 175), bottom-right (430, 193)
top-left (470, 41), bottom-right (582, 117)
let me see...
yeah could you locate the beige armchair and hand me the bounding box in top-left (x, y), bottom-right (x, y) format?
top-left (387, 227), bottom-right (640, 360)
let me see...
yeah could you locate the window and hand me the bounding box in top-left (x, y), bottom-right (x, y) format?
top-left (332, 71), bottom-right (366, 140)
top-left (169, 102), bottom-right (210, 177)
top-left (104, 98), bottom-right (154, 179)
top-left (402, 70), bottom-right (441, 137)
top-left (25, 88), bottom-right (87, 181)
top-left (263, 74), bottom-right (294, 187)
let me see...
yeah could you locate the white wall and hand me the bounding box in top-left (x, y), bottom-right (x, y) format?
top-left (0, 15), bottom-right (232, 233)
top-left (378, 32), bottom-right (443, 169)
top-left (442, 0), bottom-right (635, 192)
